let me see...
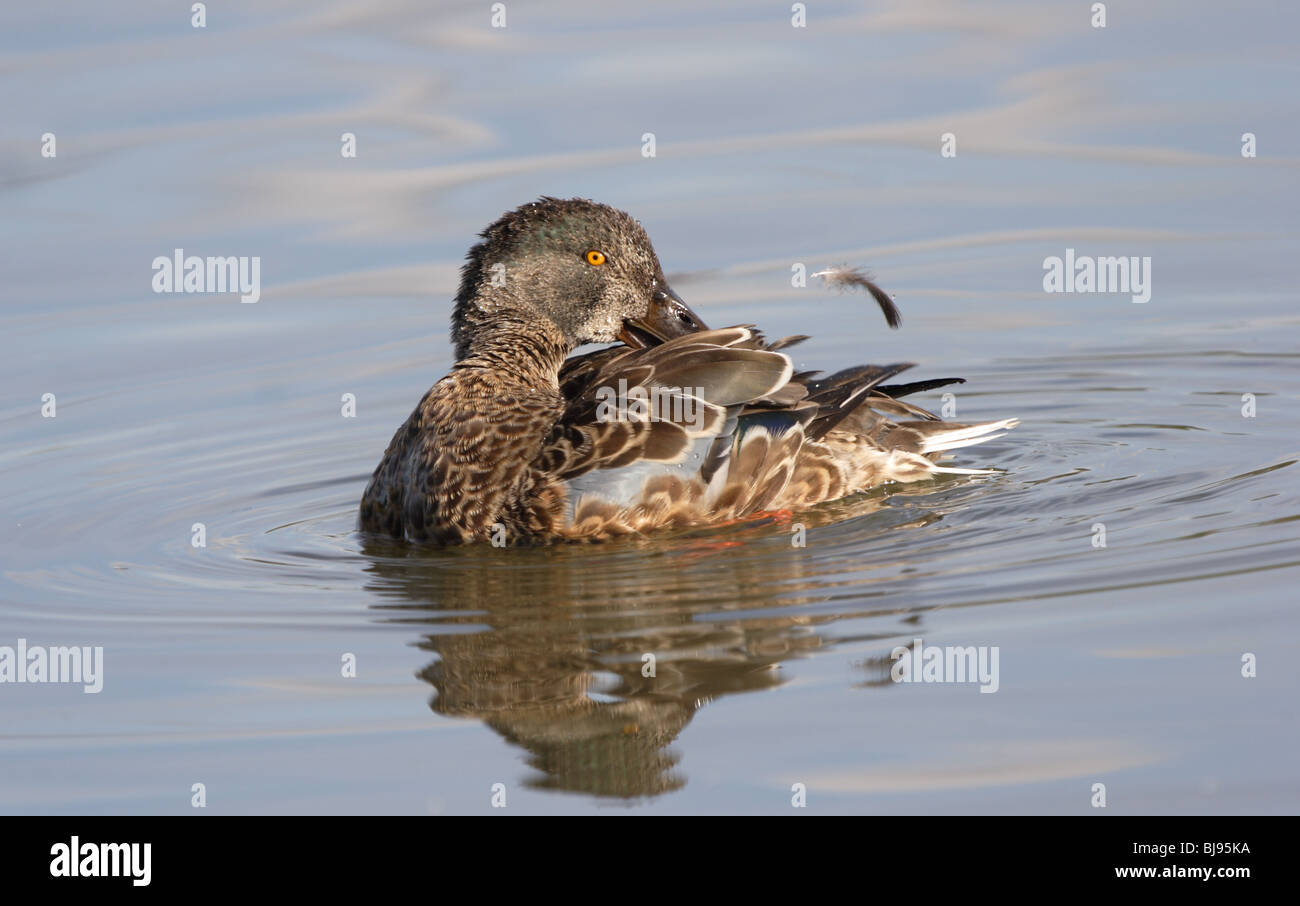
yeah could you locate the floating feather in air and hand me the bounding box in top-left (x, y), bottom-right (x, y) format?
top-left (811, 266), bottom-right (902, 329)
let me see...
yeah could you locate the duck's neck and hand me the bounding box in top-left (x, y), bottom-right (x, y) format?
top-left (452, 303), bottom-right (571, 386)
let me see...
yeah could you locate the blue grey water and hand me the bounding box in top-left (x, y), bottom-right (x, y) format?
top-left (1, 1), bottom-right (1297, 814)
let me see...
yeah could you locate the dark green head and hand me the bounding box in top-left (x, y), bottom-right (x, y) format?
top-left (452, 197), bottom-right (706, 360)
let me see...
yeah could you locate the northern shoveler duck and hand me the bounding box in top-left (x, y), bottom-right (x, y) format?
top-left (359, 197), bottom-right (1017, 544)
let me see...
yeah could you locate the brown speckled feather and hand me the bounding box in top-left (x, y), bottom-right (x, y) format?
top-left (359, 366), bottom-right (565, 543)
top-left (361, 325), bottom-right (1017, 543)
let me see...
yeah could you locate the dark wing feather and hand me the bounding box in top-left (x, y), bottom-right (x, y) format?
top-left (540, 303), bottom-right (979, 526)
top-left (542, 328), bottom-right (790, 481)
top-left (876, 377), bottom-right (966, 398)
top-left (803, 363), bottom-right (916, 440)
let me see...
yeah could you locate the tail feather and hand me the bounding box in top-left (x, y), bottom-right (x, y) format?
top-left (928, 465), bottom-right (1001, 476)
top-left (917, 418), bottom-right (1020, 454)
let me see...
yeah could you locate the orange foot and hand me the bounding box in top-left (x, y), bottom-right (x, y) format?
top-left (713, 508), bottom-right (796, 529)
top-left (679, 510), bottom-right (798, 558)
top-left (680, 539), bottom-right (745, 558)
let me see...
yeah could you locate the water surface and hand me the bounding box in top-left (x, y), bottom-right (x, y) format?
top-left (2, 0), bottom-right (1298, 813)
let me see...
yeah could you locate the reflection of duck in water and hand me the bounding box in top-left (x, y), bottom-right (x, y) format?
top-left (359, 197), bottom-right (1017, 544)
top-left (361, 520), bottom-right (909, 799)
top-left (418, 632), bottom-right (696, 799)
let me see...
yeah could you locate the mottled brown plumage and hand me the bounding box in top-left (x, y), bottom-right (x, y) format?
top-left (359, 198), bottom-right (1018, 544)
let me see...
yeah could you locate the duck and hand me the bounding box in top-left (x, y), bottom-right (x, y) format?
top-left (359, 197), bottom-right (1018, 544)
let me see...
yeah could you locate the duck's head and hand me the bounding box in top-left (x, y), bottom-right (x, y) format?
top-left (452, 197), bottom-right (707, 361)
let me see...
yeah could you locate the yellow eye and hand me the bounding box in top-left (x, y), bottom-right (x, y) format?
top-left (585, 250), bottom-right (606, 266)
